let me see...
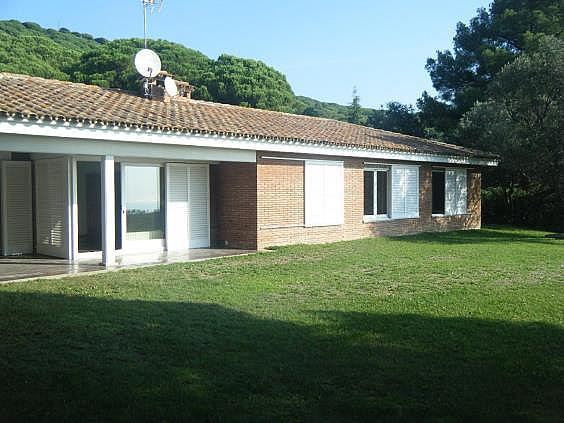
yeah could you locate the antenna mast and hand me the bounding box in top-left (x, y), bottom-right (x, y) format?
top-left (142, 0), bottom-right (165, 48)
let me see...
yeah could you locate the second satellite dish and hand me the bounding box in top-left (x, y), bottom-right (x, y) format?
top-left (134, 49), bottom-right (162, 78)
top-left (164, 76), bottom-right (178, 97)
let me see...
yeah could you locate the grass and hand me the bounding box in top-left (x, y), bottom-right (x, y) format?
top-left (0, 227), bottom-right (563, 422)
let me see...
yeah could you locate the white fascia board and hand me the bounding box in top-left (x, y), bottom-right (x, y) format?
top-left (0, 118), bottom-right (499, 167)
top-left (0, 133), bottom-right (255, 163)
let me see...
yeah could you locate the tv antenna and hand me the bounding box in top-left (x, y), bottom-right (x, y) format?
top-left (142, 0), bottom-right (165, 48)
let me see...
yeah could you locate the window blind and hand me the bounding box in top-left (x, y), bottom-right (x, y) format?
top-left (391, 165), bottom-right (419, 219)
top-left (305, 161), bottom-right (344, 227)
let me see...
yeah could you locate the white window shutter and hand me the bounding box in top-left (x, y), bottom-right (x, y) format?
top-left (391, 165), bottom-right (419, 218)
top-left (446, 169), bottom-right (467, 215)
top-left (166, 164), bottom-right (210, 251)
top-left (391, 166), bottom-right (406, 218)
top-left (456, 170), bottom-right (467, 214)
top-left (189, 165), bottom-right (210, 248)
top-left (305, 161), bottom-right (344, 227)
top-left (35, 158), bottom-right (70, 258)
top-left (405, 167), bottom-right (419, 218)
top-left (1, 161), bottom-right (33, 256)
top-left (445, 169), bottom-right (457, 216)
top-left (304, 162), bottom-right (324, 227)
top-left (166, 164), bottom-right (189, 252)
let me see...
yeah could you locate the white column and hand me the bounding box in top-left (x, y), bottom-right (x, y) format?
top-left (101, 155), bottom-right (115, 267)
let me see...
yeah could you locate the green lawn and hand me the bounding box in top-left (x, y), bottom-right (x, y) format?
top-left (1, 227), bottom-right (563, 422)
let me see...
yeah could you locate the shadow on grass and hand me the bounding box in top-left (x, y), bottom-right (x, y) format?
top-left (391, 227), bottom-right (561, 246)
top-left (0, 292), bottom-right (562, 422)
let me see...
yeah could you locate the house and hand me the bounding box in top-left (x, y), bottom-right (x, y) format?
top-left (0, 73), bottom-right (498, 267)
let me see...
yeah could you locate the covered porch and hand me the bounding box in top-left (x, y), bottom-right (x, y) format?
top-left (0, 131), bottom-right (257, 270)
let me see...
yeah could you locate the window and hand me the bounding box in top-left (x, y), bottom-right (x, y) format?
top-left (432, 169), bottom-right (446, 215)
top-left (445, 169), bottom-right (467, 215)
top-left (305, 160), bottom-right (344, 227)
top-left (364, 168), bottom-right (389, 218)
top-left (124, 165), bottom-right (165, 241)
top-left (391, 165), bottom-right (419, 219)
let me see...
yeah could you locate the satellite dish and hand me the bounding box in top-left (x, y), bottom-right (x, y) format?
top-left (134, 49), bottom-right (161, 78)
top-left (164, 76), bottom-right (178, 97)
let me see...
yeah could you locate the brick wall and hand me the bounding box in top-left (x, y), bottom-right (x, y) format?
top-left (210, 162), bottom-right (258, 249)
top-left (256, 153), bottom-right (482, 249)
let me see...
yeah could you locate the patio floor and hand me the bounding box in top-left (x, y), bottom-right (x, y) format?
top-left (0, 249), bottom-right (256, 283)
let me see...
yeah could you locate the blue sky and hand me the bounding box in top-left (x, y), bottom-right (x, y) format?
top-left (2, 0), bottom-right (490, 108)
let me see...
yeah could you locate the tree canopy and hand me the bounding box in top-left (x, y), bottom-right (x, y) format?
top-left (426, 0), bottom-right (563, 117)
top-left (460, 36), bottom-right (563, 230)
top-left (0, 20), bottom-right (378, 118)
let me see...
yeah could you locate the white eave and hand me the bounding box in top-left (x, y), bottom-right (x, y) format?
top-left (0, 116), bottom-right (499, 167)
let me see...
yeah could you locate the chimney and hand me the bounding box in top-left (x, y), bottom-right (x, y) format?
top-left (141, 72), bottom-right (195, 102)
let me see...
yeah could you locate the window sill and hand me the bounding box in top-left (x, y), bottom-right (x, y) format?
top-left (432, 213), bottom-right (470, 218)
top-left (363, 215), bottom-right (391, 223)
top-left (363, 215), bottom-right (419, 223)
top-left (304, 222), bottom-right (343, 228)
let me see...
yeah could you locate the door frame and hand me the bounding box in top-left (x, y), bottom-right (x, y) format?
top-left (120, 162), bottom-right (166, 254)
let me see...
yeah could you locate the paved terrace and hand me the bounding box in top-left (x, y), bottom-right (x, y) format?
top-left (0, 249), bottom-right (255, 283)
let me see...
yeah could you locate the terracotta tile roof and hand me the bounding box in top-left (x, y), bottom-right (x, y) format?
top-left (0, 73), bottom-right (497, 159)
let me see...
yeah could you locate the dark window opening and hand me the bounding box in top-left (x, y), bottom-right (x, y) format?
top-left (432, 170), bottom-right (446, 215)
top-left (364, 171), bottom-right (374, 216)
top-left (115, 164), bottom-right (122, 250)
top-left (77, 161), bottom-right (102, 252)
top-left (376, 170), bottom-right (388, 215)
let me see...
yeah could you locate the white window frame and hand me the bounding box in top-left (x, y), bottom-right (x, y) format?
top-left (121, 162), bottom-right (166, 253)
top-left (304, 160), bottom-right (344, 227)
top-left (363, 166), bottom-right (391, 222)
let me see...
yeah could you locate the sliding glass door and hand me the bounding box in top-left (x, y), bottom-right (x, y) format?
top-left (122, 164), bottom-right (165, 252)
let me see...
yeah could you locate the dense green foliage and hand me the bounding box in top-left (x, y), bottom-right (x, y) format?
top-left (460, 36), bottom-right (563, 230)
top-left (1, 228), bottom-right (562, 421)
top-left (69, 38), bottom-right (213, 93)
top-left (418, 0), bottom-right (564, 231)
top-left (0, 19), bottom-right (374, 116)
top-left (424, 0), bottom-right (563, 135)
top-left (295, 95), bottom-right (376, 124)
top-left (368, 102), bottom-right (424, 137)
top-left (0, 20), bottom-right (101, 80)
top-left (205, 54), bottom-right (295, 112)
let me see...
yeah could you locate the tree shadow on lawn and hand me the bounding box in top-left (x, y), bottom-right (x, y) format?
top-left (0, 291), bottom-right (562, 422)
top-left (392, 227), bottom-right (562, 246)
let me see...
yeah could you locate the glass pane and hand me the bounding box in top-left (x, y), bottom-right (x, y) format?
top-left (125, 166), bottom-right (164, 240)
top-left (432, 171), bottom-right (446, 214)
top-left (77, 162), bottom-right (101, 252)
top-left (364, 171), bottom-right (374, 216)
top-left (376, 171), bottom-right (388, 215)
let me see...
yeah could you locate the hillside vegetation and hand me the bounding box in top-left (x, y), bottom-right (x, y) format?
top-left (0, 20), bottom-right (375, 118)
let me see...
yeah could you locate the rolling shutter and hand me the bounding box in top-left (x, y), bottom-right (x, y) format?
top-left (446, 169), bottom-right (467, 216)
top-left (391, 165), bottom-right (419, 219)
top-left (166, 164), bottom-right (189, 251)
top-left (189, 165), bottom-right (210, 248)
top-left (304, 160), bottom-right (344, 227)
top-left (35, 157), bottom-right (70, 258)
top-left (165, 164), bottom-right (210, 251)
top-left (1, 161), bottom-right (33, 256)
